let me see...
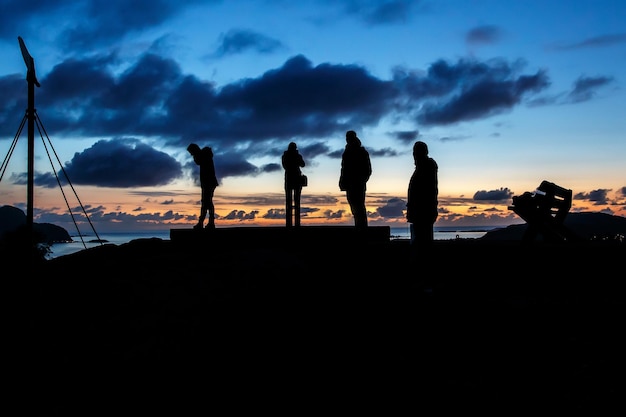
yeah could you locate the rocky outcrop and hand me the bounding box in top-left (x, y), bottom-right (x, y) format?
top-left (0, 205), bottom-right (72, 243)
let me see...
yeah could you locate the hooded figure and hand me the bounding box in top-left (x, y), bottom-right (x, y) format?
top-left (187, 143), bottom-right (219, 229)
top-left (406, 141), bottom-right (438, 244)
top-left (339, 130), bottom-right (372, 228)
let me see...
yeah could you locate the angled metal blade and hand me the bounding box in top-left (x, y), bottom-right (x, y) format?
top-left (18, 36), bottom-right (40, 87)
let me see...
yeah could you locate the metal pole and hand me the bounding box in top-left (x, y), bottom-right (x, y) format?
top-left (26, 70), bottom-right (34, 232)
top-left (18, 36), bottom-right (39, 237)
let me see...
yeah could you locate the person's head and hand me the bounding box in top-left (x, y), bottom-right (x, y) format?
top-left (413, 141), bottom-right (428, 160)
top-left (288, 142), bottom-right (297, 151)
top-left (187, 143), bottom-right (201, 156)
top-left (203, 146), bottom-right (213, 158)
top-left (346, 130), bottom-right (360, 146)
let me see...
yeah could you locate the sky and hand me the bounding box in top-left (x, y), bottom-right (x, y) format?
top-left (0, 0), bottom-right (624, 235)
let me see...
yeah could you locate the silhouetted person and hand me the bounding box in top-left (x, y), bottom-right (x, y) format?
top-left (406, 141), bottom-right (438, 245)
top-left (339, 130), bottom-right (372, 228)
top-left (282, 142), bottom-right (306, 227)
top-left (187, 143), bottom-right (219, 229)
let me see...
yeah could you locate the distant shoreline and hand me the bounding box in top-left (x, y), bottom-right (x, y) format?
top-left (51, 226), bottom-right (494, 259)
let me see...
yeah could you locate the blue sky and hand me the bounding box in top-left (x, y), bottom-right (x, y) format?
top-left (0, 0), bottom-right (624, 234)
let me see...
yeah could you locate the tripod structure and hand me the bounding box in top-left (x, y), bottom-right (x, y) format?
top-left (0, 37), bottom-right (100, 249)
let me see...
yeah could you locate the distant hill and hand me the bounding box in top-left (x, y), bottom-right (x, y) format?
top-left (2, 204), bottom-right (624, 244)
top-left (481, 212), bottom-right (626, 241)
top-left (0, 205), bottom-right (72, 244)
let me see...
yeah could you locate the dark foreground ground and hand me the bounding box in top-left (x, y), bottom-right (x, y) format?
top-left (8, 235), bottom-right (623, 414)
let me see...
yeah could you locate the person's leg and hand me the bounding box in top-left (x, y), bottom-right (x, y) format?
top-left (410, 221), bottom-right (423, 253)
top-left (285, 187), bottom-right (293, 227)
top-left (195, 188), bottom-right (207, 229)
top-left (294, 187), bottom-right (302, 227)
top-left (412, 219), bottom-right (431, 244)
top-left (346, 189), bottom-right (356, 225)
top-left (351, 187), bottom-right (367, 227)
top-left (207, 188), bottom-right (216, 228)
top-left (410, 220), bottom-right (435, 290)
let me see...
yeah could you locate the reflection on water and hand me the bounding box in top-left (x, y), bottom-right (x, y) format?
top-left (390, 226), bottom-right (494, 241)
top-left (48, 227), bottom-right (494, 259)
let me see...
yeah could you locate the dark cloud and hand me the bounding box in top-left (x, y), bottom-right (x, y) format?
top-left (222, 209), bottom-right (259, 221)
top-left (473, 187), bottom-right (514, 202)
top-left (549, 33), bottom-right (626, 51)
top-left (369, 147), bottom-right (401, 157)
top-left (212, 54), bottom-right (395, 139)
top-left (322, 208), bottom-right (346, 220)
top-left (375, 197), bottom-right (406, 218)
top-left (390, 130), bottom-right (419, 144)
top-left (393, 58), bottom-right (551, 125)
top-left (0, 1), bottom-right (209, 51)
top-left (527, 74), bottom-right (615, 106)
top-left (1, 53), bottom-right (557, 147)
top-left (296, 142), bottom-right (333, 159)
top-left (32, 139), bottom-right (183, 188)
top-left (211, 29), bottom-right (286, 57)
top-left (340, 0), bottom-right (425, 25)
top-left (3, 26), bottom-right (615, 190)
top-left (0, 0), bottom-right (62, 38)
top-left (566, 75), bottom-right (615, 103)
top-left (57, 0), bottom-right (208, 51)
top-left (574, 189), bottom-right (610, 205)
top-left (262, 208), bottom-right (284, 220)
top-left (187, 151), bottom-right (261, 182)
top-left (466, 25), bottom-right (503, 45)
top-left (0, 74), bottom-right (25, 128)
top-left (34, 204), bottom-right (190, 231)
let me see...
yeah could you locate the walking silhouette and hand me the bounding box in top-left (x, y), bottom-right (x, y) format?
top-left (187, 143), bottom-right (219, 229)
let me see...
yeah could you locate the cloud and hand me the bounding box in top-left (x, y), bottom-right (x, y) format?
top-left (574, 189), bottom-right (610, 205)
top-left (466, 25), bottom-right (504, 46)
top-left (374, 197), bottom-right (406, 218)
top-left (222, 209), bottom-right (259, 221)
top-left (1, 36), bottom-right (615, 193)
top-left (393, 58), bottom-right (551, 125)
top-left (32, 139), bottom-right (183, 188)
top-left (211, 29), bottom-right (286, 57)
top-left (34, 204), bottom-right (190, 231)
top-left (389, 130), bottom-right (419, 144)
top-left (322, 208), bottom-right (346, 219)
top-left (57, 0), bottom-right (207, 51)
top-left (566, 75), bottom-right (615, 103)
top-left (549, 33), bottom-right (626, 51)
top-left (473, 187), bottom-right (514, 202)
top-left (1, 53), bottom-right (556, 151)
top-left (338, 0), bottom-right (424, 25)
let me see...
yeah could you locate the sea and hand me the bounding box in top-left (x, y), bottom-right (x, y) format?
top-left (47, 226), bottom-right (497, 260)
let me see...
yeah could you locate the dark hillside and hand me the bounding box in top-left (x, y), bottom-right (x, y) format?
top-left (480, 211), bottom-right (626, 241)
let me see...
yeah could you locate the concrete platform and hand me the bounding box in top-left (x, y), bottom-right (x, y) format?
top-left (170, 225), bottom-right (391, 247)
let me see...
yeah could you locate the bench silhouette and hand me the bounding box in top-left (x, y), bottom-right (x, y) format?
top-left (508, 180), bottom-right (580, 242)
